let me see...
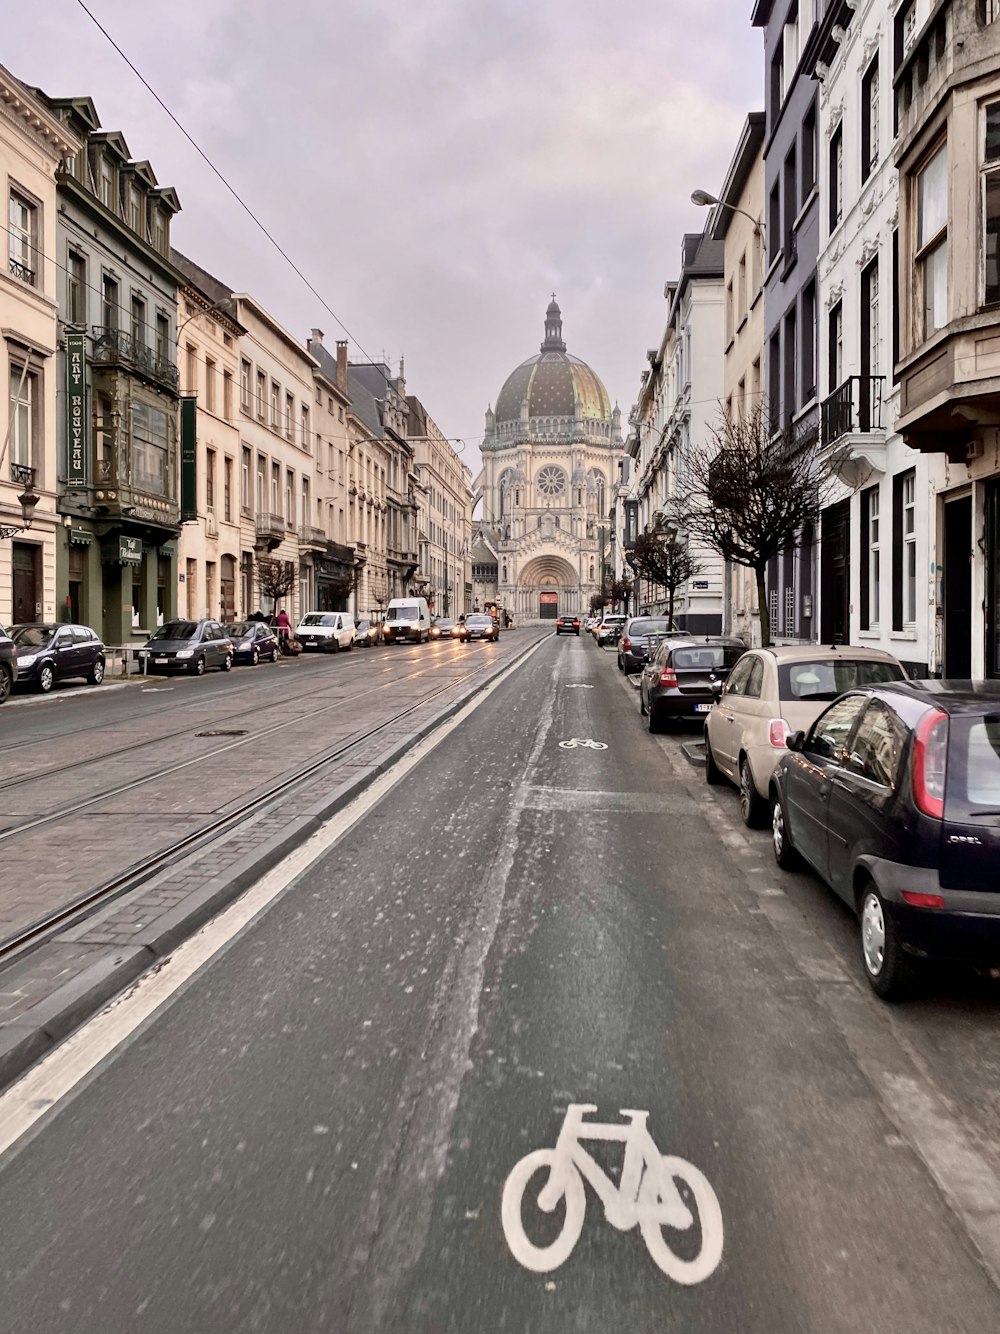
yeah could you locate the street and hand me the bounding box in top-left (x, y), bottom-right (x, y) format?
top-left (2, 633), bottom-right (1000, 1331)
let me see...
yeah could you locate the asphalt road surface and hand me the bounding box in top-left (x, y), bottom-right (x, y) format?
top-left (1, 633), bottom-right (999, 1332)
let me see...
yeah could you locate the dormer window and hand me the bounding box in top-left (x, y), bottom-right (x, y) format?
top-left (100, 159), bottom-right (115, 210)
top-left (128, 186), bottom-right (142, 233)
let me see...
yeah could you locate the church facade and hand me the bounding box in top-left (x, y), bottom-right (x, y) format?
top-left (478, 299), bottom-right (622, 622)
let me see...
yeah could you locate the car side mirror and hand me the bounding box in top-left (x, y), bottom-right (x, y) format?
top-left (710, 679), bottom-right (724, 696)
top-left (786, 730), bottom-right (806, 752)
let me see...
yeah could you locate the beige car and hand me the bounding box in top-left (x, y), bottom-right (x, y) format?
top-left (703, 644), bottom-right (907, 827)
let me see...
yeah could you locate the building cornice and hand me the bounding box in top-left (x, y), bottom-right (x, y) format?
top-left (234, 294), bottom-right (319, 367)
top-left (0, 67), bottom-right (80, 160)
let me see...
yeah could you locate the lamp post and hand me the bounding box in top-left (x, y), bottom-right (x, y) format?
top-left (690, 189), bottom-right (765, 242)
top-left (0, 464), bottom-right (41, 540)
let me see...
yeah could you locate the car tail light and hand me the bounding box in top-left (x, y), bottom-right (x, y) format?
top-left (768, 718), bottom-right (788, 748)
top-left (622, 637), bottom-right (632, 651)
top-left (659, 667), bottom-right (678, 687)
top-left (902, 891), bottom-right (945, 909)
top-left (912, 708), bottom-right (948, 820)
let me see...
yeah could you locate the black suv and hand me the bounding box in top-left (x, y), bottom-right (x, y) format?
top-left (771, 680), bottom-right (1000, 999)
top-left (0, 622), bottom-right (17, 703)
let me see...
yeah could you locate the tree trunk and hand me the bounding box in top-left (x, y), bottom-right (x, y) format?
top-left (667, 586), bottom-right (675, 628)
top-left (755, 565), bottom-right (770, 646)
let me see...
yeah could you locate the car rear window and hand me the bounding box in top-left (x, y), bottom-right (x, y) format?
top-left (671, 646), bottom-right (745, 670)
top-left (626, 619), bottom-right (672, 637)
top-left (778, 658), bottom-right (903, 702)
top-left (945, 716), bottom-right (1000, 821)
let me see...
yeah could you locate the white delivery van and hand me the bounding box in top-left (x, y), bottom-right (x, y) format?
top-left (295, 611), bottom-right (356, 652)
top-left (383, 597), bottom-right (431, 644)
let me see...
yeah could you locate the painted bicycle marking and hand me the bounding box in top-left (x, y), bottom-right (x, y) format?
top-left (558, 738), bottom-right (608, 750)
top-left (501, 1103), bottom-right (723, 1283)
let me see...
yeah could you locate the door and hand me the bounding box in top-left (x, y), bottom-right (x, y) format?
top-left (819, 500), bottom-right (850, 646)
top-left (539, 592), bottom-right (558, 620)
top-left (785, 693), bottom-right (869, 882)
top-left (51, 626), bottom-right (80, 681)
top-left (710, 653), bottom-right (755, 774)
top-left (943, 495), bottom-right (972, 677)
top-left (11, 542), bottom-right (39, 624)
top-left (986, 481), bottom-right (1000, 679)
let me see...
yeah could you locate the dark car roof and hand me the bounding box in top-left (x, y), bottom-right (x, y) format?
top-left (871, 680), bottom-right (1000, 716)
top-left (11, 622), bottom-right (100, 636)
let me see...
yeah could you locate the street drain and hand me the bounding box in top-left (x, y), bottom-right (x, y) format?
top-left (195, 729), bottom-right (248, 737)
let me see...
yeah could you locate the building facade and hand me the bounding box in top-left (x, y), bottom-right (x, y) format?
top-left (1, 67), bottom-right (79, 627)
top-left (408, 396), bottom-right (473, 618)
top-left (479, 299), bottom-right (623, 622)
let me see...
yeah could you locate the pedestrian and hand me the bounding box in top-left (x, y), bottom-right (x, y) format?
top-left (503, 609), bottom-right (511, 629)
top-left (275, 606), bottom-right (291, 651)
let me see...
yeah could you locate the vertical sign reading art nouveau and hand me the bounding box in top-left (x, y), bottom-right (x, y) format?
top-left (66, 332), bottom-right (87, 488)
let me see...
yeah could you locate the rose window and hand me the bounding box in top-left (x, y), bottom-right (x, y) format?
top-left (536, 466), bottom-right (566, 497)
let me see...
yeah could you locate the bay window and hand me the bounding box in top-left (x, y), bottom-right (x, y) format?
top-left (916, 144), bottom-right (948, 338)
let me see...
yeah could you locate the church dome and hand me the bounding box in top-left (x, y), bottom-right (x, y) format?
top-left (493, 299), bottom-right (612, 425)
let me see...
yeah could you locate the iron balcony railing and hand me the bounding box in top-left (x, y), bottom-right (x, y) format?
top-left (821, 375), bottom-right (886, 447)
top-left (9, 462), bottom-right (36, 488)
top-left (91, 327), bottom-right (180, 393)
top-left (9, 257), bottom-right (34, 285)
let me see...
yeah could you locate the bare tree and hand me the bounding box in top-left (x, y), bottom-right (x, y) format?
top-left (679, 404), bottom-right (829, 646)
top-left (627, 528), bottom-right (701, 628)
top-left (589, 591), bottom-right (608, 614)
top-left (256, 557), bottom-right (297, 607)
top-left (610, 576), bottom-right (633, 611)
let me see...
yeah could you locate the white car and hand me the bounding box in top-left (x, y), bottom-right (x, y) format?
top-left (295, 611), bottom-right (356, 652)
top-left (596, 614), bottom-right (627, 646)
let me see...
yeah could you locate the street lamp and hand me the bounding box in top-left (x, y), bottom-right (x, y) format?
top-left (690, 189), bottom-right (765, 241)
top-left (1, 464), bottom-right (40, 540)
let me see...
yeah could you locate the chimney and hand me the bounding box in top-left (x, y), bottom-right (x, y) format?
top-left (336, 340), bottom-right (348, 394)
top-left (310, 328), bottom-right (324, 346)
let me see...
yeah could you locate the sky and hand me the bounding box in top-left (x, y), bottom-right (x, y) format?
top-left (18, 0), bottom-right (762, 479)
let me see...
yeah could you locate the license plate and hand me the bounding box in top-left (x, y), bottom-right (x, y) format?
top-left (154, 657), bottom-right (168, 664)
top-left (695, 703), bottom-right (711, 713)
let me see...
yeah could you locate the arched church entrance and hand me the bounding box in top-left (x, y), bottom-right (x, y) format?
top-left (518, 555), bottom-right (579, 623)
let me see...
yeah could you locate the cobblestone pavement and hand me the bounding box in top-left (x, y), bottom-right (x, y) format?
top-left (0, 633), bottom-right (541, 944)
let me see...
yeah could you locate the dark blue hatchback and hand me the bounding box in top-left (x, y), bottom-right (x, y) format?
top-left (770, 681), bottom-right (1000, 1000)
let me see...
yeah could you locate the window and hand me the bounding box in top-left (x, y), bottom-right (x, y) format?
top-left (186, 344), bottom-right (197, 394)
top-left (892, 469), bottom-right (918, 630)
top-left (256, 455), bottom-right (266, 513)
top-left (783, 308), bottom-right (797, 417)
top-left (285, 469), bottom-right (294, 522)
top-left (271, 461), bottom-right (280, 513)
top-left (67, 250), bottom-right (87, 324)
top-left (301, 404), bottom-right (311, 451)
top-left (828, 301), bottom-right (843, 395)
top-left (240, 359), bottom-right (251, 410)
top-left (862, 56), bottom-right (880, 183)
top-left (829, 123), bottom-right (844, 231)
top-left (916, 144), bottom-right (948, 338)
top-left (801, 281), bottom-right (816, 402)
top-left (256, 370), bottom-right (266, 419)
top-left (130, 294), bottom-right (146, 347)
top-left (224, 456), bottom-right (233, 523)
top-left (771, 46), bottom-right (785, 116)
top-left (285, 391), bottom-right (294, 441)
top-left (846, 701), bottom-right (907, 788)
top-left (128, 186), bottom-right (142, 234)
top-left (206, 448), bottom-right (216, 510)
top-left (805, 695), bottom-right (868, 759)
top-left (8, 362), bottom-right (37, 470)
top-left (270, 379), bottom-right (280, 428)
top-left (783, 147), bottom-right (797, 260)
top-left (152, 214), bottom-right (166, 255)
top-left (725, 280), bottom-right (735, 343)
top-left (861, 257), bottom-right (880, 384)
top-left (100, 158), bottom-right (115, 210)
top-left (302, 477), bottom-right (310, 531)
top-left (101, 274), bottom-right (119, 332)
top-left (737, 251), bottom-right (747, 321)
top-left (982, 102), bottom-right (1000, 305)
top-left (205, 357), bottom-right (216, 413)
top-left (156, 314), bottom-right (170, 365)
top-left (8, 189), bottom-right (36, 285)
top-left (861, 485), bottom-right (880, 628)
top-left (241, 446), bottom-right (251, 514)
top-left (802, 101), bottom-right (816, 201)
top-left (223, 369), bottom-right (233, 421)
top-left (769, 183), bottom-right (781, 264)
top-left (132, 399), bottom-right (171, 497)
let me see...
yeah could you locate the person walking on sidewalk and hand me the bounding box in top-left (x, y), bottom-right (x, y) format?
top-left (275, 606), bottom-right (292, 652)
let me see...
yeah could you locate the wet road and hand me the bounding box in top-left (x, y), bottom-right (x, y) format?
top-left (1, 633), bottom-right (999, 1331)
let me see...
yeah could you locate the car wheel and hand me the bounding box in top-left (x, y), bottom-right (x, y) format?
top-left (193, 655), bottom-right (206, 676)
top-left (738, 756), bottom-right (768, 828)
top-left (647, 702), bottom-right (663, 734)
top-left (859, 882), bottom-right (918, 1001)
top-left (771, 793), bottom-right (800, 870)
top-left (88, 658), bottom-right (105, 685)
top-left (331, 639), bottom-right (340, 653)
top-left (222, 654), bottom-right (233, 672)
top-left (38, 662), bottom-right (55, 693)
top-left (617, 655), bottom-right (624, 672)
top-left (251, 647), bottom-right (260, 666)
top-left (704, 734), bottom-right (724, 785)
top-left (0, 665), bottom-right (11, 703)
top-left (639, 685), bottom-right (647, 716)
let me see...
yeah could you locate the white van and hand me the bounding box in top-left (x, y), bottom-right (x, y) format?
top-left (295, 611), bottom-right (356, 652)
top-left (383, 597), bottom-right (431, 644)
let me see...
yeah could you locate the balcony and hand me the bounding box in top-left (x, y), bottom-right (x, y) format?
top-left (8, 257), bottom-right (34, 285)
top-left (254, 513), bottom-right (285, 552)
top-left (92, 328), bottom-right (180, 394)
top-left (818, 375), bottom-right (887, 488)
top-left (298, 524), bottom-right (328, 551)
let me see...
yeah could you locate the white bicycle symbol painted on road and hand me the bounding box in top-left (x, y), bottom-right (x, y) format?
top-left (501, 1104), bottom-right (723, 1283)
top-left (558, 738), bottom-right (608, 750)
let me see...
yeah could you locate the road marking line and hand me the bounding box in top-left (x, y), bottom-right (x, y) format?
top-left (0, 636), bottom-right (549, 1161)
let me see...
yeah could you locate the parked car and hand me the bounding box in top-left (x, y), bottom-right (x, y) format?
top-left (596, 613), bottom-right (628, 646)
top-left (138, 620), bottom-right (233, 675)
top-left (295, 611), bottom-right (356, 652)
top-left (771, 681), bottom-right (1000, 1000)
top-left (465, 613), bottom-right (498, 642)
top-left (10, 622), bottom-right (105, 693)
top-left (584, 615), bottom-right (599, 634)
top-left (430, 617), bottom-right (467, 642)
top-left (617, 618), bottom-right (689, 675)
top-left (704, 644), bottom-right (906, 827)
top-left (0, 622), bottom-right (16, 703)
top-left (226, 621), bottom-right (279, 665)
top-left (555, 615), bottom-right (581, 636)
top-left (355, 618), bottom-right (380, 647)
top-left (639, 638), bottom-right (747, 731)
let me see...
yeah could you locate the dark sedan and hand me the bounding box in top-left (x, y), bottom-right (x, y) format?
top-left (0, 623), bottom-right (16, 703)
top-left (226, 621), bottom-right (279, 665)
top-left (10, 623), bottom-right (105, 693)
top-left (465, 613), bottom-right (497, 642)
top-left (771, 681), bottom-right (1000, 1000)
top-left (430, 618), bottom-right (467, 642)
top-left (639, 638), bottom-right (746, 732)
top-left (355, 618), bottom-right (380, 647)
top-left (617, 618), bottom-right (689, 675)
top-left (138, 620), bottom-right (233, 675)
top-left (555, 615), bottom-right (581, 636)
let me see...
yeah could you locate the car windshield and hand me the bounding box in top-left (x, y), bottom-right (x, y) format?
top-left (150, 622), bottom-right (198, 641)
top-left (436, 620), bottom-right (455, 630)
top-left (300, 614), bottom-right (336, 627)
top-left (392, 606), bottom-right (419, 621)
top-left (671, 646), bottom-right (744, 670)
top-left (778, 658), bottom-right (904, 702)
top-left (11, 626), bottom-right (55, 647)
top-left (227, 623), bottom-right (251, 637)
top-left (467, 615), bottom-right (490, 625)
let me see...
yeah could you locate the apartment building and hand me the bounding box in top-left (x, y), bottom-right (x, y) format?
top-left (0, 66), bottom-right (79, 627)
top-left (304, 332), bottom-right (358, 615)
top-left (408, 396), bottom-right (473, 618)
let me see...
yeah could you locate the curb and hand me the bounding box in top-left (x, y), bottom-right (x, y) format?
top-left (0, 633), bottom-right (544, 1093)
top-left (680, 739), bottom-right (705, 767)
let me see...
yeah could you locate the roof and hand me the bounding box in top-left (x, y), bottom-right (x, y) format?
top-left (709, 113), bottom-right (766, 241)
top-left (170, 249), bottom-right (243, 332)
top-left (666, 230), bottom-right (725, 327)
top-left (755, 644), bottom-right (904, 662)
top-left (493, 299), bottom-right (612, 424)
top-left (875, 681), bottom-right (1000, 714)
top-left (347, 369), bottom-right (384, 438)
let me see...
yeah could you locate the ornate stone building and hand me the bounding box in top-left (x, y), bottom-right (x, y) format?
top-left (478, 299), bottom-right (622, 621)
